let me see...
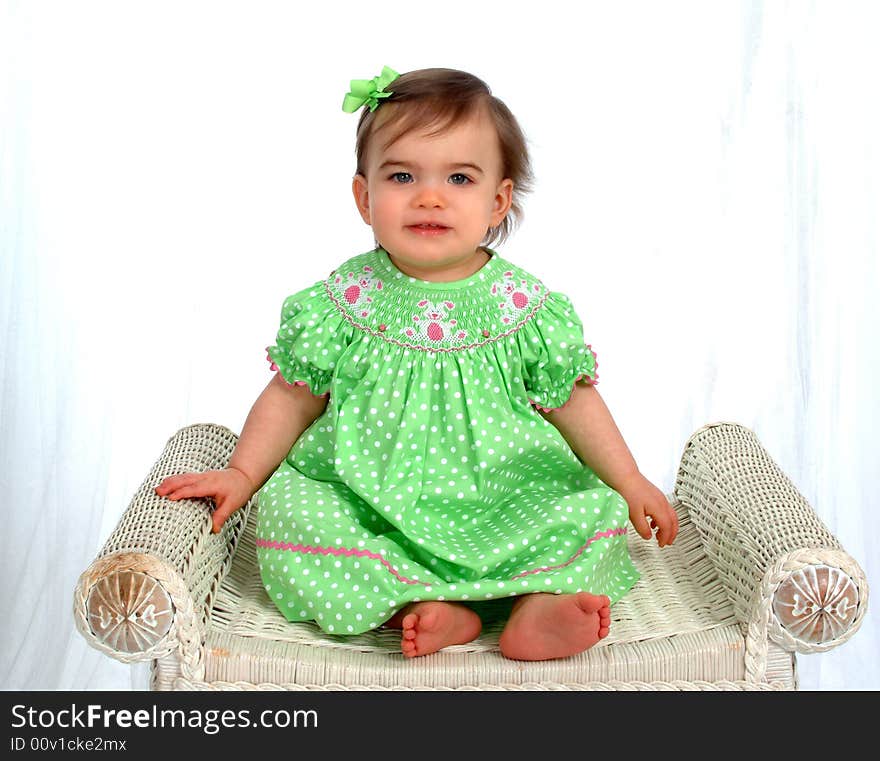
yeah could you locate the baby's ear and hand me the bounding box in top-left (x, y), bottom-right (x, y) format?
top-left (491, 178), bottom-right (514, 225)
top-left (351, 174), bottom-right (371, 225)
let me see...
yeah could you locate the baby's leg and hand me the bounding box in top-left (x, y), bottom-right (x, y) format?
top-left (385, 602), bottom-right (482, 658)
top-left (498, 592), bottom-right (611, 661)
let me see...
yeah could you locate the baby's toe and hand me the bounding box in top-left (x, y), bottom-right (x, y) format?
top-left (418, 609), bottom-right (439, 631)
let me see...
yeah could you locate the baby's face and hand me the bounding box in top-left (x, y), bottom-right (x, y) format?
top-left (352, 108), bottom-right (513, 281)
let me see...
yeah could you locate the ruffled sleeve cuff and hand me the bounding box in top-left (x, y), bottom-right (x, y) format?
top-left (527, 344), bottom-right (599, 412)
top-left (265, 286), bottom-right (351, 397)
top-left (265, 351), bottom-right (330, 397)
top-left (519, 291), bottom-right (600, 412)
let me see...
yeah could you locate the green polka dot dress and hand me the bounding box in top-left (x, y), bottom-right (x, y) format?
top-left (257, 247), bottom-right (640, 635)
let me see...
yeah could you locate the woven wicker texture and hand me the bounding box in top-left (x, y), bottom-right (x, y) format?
top-left (73, 425), bottom-right (253, 673)
top-left (676, 422), bottom-right (843, 621)
top-left (674, 422), bottom-right (868, 681)
top-left (100, 424), bottom-right (252, 623)
top-left (174, 677), bottom-right (789, 691)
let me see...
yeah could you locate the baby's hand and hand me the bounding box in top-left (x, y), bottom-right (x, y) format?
top-left (154, 467), bottom-right (256, 534)
top-left (618, 474), bottom-right (679, 548)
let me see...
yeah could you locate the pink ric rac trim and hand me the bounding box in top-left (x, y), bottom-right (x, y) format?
top-left (255, 539), bottom-right (432, 587)
top-left (256, 526), bottom-right (627, 587)
top-left (510, 527), bottom-right (627, 580)
top-left (529, 345), bottom-right (599, 412)
top-left (265, 351), bottom-right (330, 398)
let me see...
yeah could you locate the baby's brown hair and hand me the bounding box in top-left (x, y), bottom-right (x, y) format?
top-left (353, 68), bottom-right (534, 248)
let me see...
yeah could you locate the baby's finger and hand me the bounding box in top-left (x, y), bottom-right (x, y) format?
top-left (155, 472), bottom-right (199, 495)
top-left (159, 479), bottom-right (216, 503)
top-left (655, 506), bottom-right (677, 547)
top-left (629, 508), bottom-right (652, 540)
top-left (211, 498), bottom-right (237, 534)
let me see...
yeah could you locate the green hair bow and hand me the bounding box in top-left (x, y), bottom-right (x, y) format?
top-left (342, 66), bottom-right (400, 113)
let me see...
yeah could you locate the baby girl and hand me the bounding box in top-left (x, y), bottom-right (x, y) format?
top-left (156, 66), bottom-right (678, 660)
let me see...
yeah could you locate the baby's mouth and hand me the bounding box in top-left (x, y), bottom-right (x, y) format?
top-left (407, 223), bottom-right (450, 235)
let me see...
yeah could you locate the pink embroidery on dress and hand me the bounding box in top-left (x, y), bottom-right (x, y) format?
top-left (490, 271), bottom-right (543, 324)
top-left (402, 299), bottom-right (467, 344)
top-left (329, 265), bottom-right (383, 319)
top-left (325, 278), bottom-right (550, 353)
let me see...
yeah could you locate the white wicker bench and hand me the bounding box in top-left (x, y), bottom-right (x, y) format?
top-left (73, 422), bottom-right (868, 690)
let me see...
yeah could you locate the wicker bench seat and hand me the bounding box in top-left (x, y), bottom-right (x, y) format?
top-left (73, 422), bottom-right (868, 690)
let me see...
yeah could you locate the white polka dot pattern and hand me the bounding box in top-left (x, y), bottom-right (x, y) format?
top-left (257, 248), bottom-right (638, 634)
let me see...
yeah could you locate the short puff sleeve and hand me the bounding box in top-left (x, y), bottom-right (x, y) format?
top-left (265, 285), bottom-right (354, 397)
top-left (519, 291), bottom-right (599, 411)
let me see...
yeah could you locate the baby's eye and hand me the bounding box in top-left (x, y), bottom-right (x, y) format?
top-left (449, 174), bottom-right (471, 185)
top-left (390, 172), bottom-right (413, 183)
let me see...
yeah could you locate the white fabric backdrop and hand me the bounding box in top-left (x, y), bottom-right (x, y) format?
top-left (2, 0), bottom-right (876, 690)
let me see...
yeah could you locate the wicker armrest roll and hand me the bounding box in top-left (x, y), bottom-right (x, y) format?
top-left (73, 424), bottom-right (252, 664)
top-left (675, 422), bottom-right (868, 654)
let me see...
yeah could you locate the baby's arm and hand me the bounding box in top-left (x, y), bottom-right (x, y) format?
top-left (538, 383), bottom-right (679, 547)
top-left (155, 374), bottom-right (328, 533)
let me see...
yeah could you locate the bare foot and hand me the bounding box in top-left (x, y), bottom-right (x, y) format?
top-left (498, 592), bottom-right (611, 661)
top-left (387, 602), bottom-right (482, 658)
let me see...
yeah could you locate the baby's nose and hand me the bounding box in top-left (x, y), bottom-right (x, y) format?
top-left (413, 180), bottom-right (446, 207)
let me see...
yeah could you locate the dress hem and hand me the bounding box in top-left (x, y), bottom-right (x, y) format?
top-left (256, 526), bottom-right (628, 589)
